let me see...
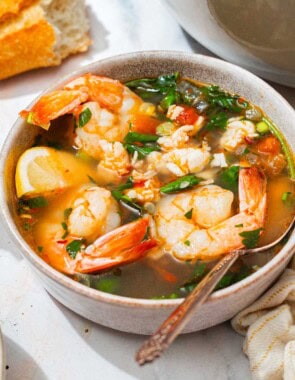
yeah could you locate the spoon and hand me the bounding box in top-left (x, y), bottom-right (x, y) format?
top-left (136, 216), bottom-right (295, 365)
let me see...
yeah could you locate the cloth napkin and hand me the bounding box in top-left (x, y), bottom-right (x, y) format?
top-left (232, 257), bottom-right (295, 380)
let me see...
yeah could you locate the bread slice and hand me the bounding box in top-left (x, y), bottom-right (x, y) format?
top-left (0, 0), bottom-right (36, 23)
top-left (0, 0), bottom-right (91, 80)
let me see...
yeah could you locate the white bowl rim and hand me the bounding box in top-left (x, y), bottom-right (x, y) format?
top-left (0, 50), bottom-right (294, 309)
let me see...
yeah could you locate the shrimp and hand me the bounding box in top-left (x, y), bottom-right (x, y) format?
top-left (34, 186), bottom-right (156, 274)
top-left (220, 117), bottom-right (258, 152)
top-left (147, 141), bottom-right (211, 177)
top-left (154, 167), bottom-right (267, 261)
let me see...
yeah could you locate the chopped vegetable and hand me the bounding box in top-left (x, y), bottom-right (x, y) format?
top-left (184, 240), bottom-right (191, 246)
top-left (156, 122), bottom-right (175, 136)
top-left (112, 178), bottom-right (143, 215)
top-left (282, 192), bottom-right (295, 207)
top-left (66, 239), bottom-right (85, 259)
top-left (95, 277), bottom-right (120, 293)
top-left (219, 166), bottom-right (239, 192)
top-left (184, 208), bottom-right (193, 219)
top-left (61, 222), bottom-right (68, 239)
top-left (206, 112), bottom-right (228, 130)
top-left (160, 175), bottom-right (202, 194)
top-left (27, 196), bottom-right (48, 209)
top-left (78, 108), bottom-right (92, 128)
top-left (87, 175), bottom-right (97, 184)
top-left (256, 121), bottom-right (269, 134)
top-left (37, 246), bottom-right (43, 253)
top-left (262, 117), bottom-right (295, 179)
top-left (239, 228), bottom-right (263, 249)
top-left (124, 132), bottom-right (158, 144)
top-left (201, 85), bottom-right (248, 113)
top-left (64, 208), bottom-right (72, 219)
top-left (124, 143), bottom-right (160, 159)
top-left (235, 224), bottom-right (244, 228)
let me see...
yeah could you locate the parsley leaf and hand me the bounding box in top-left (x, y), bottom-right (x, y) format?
top-left (239, 228), bottom-right (263, 249)
top-left (282, 192), bottom-right (295, 207)
top-left (66, 239), bottom-right (85, 259)
top-left (184, 240), bottom-right (191, 246)
top-left (184, 208), bottom-right (193, 219)
top-left (64, 208), bottom-right (72, 219)
top-left (27, 196), bottom-right (48, 208)
top-left (219, 166), bottom-right (239, 191)
top-left (78, 108), bottom-right (92, 128)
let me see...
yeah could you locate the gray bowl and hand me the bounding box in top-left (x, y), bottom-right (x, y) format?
top-left (1, 51), bottom-right (294, 334)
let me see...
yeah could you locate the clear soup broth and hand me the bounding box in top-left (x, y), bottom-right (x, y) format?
top-left (15, 73), bottom-right (294, 299)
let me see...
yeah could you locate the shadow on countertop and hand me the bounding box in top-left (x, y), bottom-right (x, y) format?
top-left (3, 335), bottom-right (48, 380)
top-left (50, 295), bottom-right (250, 380)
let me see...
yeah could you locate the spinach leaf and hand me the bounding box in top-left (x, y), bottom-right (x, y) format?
top-left (239, 228), bottom-right (263, 249)
top-left (201, 85), bottom-right (248, 113)
top-left (124, 143), bottom-right (160, 159)
top-left (206, 112), bottom-right (228, 131)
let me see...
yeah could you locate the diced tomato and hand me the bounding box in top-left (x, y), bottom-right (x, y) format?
top-left (133, 180), bottom-right (146, 188)
top-left (175, 105), bottom-right (200, 125)
top-left (256, 136), bottom-right (281, 155)
top-left (130, 114), bottom-right (161, 134)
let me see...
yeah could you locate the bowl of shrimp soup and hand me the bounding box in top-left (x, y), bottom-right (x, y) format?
top-left (1, 51), bottom-right (294, 334)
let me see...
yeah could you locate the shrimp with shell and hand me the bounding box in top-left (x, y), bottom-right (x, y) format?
top-left (34, 185), bottom-right (156, 274)
top-left (154, 167), bottom-right (267, 261)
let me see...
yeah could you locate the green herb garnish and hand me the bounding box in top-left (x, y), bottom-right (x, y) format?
top-left (239, 228), bottom-right (263, 249)
top-left (124, 132), bottom-right (159, 144)
top-left (111, 178), bottom-right (142, 215)
top-left (27, 196), bottom-right (48, 209)
top-left (66, 239), bottom-right (85, 259)
top-left (235, 224), bottom-right (244, 228)
top-left (161, 175), bottom-right (202, 194)
top-left (281, 192), bottom-right (295, 207)
top-left (184, 208), bottom-right (193, 219)
top-left (184, 240), bottom-right (191, 246)
top-left (37, 246), bottom-right (43, 253)
top-left (219, 166), bottom-right (239, 192)
top-left (206, 112), bottom-right (228, 130)
top-left (78, 108), bottom-right (92, 128)
top-left (64, 208), bottom-right (72, 219)
top-left (95, 277), bottom-right (120, 294)
top-left (87, 175), bottom-right (97, 184)
top-left (201, 85), bottom-right (248, 113)
top-left (23, 222), bottom-right (32, 231)
top-left (124, 143), bottom-right (160, 159)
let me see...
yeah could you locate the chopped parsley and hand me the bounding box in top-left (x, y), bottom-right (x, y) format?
top-left (64, 208), bottom-right (72, 219)
top-left (37, 246), bottom-right (43, 253)
top-left (27, 196), bottom-right (48, 209)
top-left (184, 208), bottom-right (193, 219)
top-left (66, 239), bottom-right (85, 259)
top-left (282, 192), bottom-right (295, 207)
top-left (184, 240), bottom-right (191, 246)
top-left (235, 224), bottom-right (244, 228)
top-left (78, 108), bottom-right (92, 128)
top-left (206, 112), bottom-right (228, 131)
top-left (239, 228), bottom-right (263, 249)
top-left (219, 166), bottom-right (239, 192)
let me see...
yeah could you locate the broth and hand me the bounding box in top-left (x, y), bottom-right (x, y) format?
top-left (15, 73), bottom-right (294, 299)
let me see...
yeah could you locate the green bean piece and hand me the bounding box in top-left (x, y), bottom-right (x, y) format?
top-left (160, 175), bottom-right (202, 194)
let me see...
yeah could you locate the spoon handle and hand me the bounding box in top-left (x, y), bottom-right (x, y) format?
top-left (136, 249), bottom-right (244, 365)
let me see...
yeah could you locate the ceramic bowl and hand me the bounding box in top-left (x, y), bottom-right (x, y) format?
top-left (164, 0), bottom-right (295, 87)
top-left (1, 51), bottom-right (294, 334)
top-left (0, 326), bottom-right (4, 380)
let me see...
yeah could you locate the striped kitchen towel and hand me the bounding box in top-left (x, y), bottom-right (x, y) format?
top-left (232, 258), bottom-right (295, 380)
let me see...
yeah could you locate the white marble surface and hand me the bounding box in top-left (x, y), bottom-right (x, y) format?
top-left (0, 1), bottom-right (294, 379)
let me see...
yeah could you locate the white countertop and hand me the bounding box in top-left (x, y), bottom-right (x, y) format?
top-left (0, 1), bottom-right (294, 379)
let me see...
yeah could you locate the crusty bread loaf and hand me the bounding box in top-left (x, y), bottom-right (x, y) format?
top-left (0, 0), bottom-right (91, 80)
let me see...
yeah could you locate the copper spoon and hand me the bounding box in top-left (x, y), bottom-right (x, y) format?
top-left (136, 216), bottom-right (295, 365)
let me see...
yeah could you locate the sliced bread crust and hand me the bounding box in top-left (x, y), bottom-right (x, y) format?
top-left (0, 0), bottom-right (91, 80)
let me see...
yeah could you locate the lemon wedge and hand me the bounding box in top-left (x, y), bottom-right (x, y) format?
top-left (15, 147), bottom-right (97, 197)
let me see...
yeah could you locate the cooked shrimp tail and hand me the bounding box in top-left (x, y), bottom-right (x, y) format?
top-left (75, 218), bottom-right (157, 273)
